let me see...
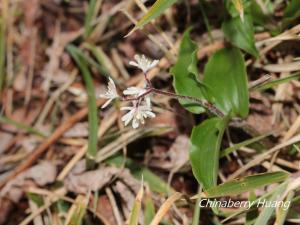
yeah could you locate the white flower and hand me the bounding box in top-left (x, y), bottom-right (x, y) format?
top-left (129, 54), bottom-right (159, 73)
top-left (123, 86), bottom-right (147, 96)
top-left (123, 86), bottom-right (152, 107)
top-left (121, 102), bottom-right (156, 129)
top-left (99, 77), bottom-right (119, 109)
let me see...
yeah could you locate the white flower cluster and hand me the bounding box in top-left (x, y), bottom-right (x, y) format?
top-left (129, 54), bottom-right (159, 73)
top-left (99, 54), bottom-right (159, 129)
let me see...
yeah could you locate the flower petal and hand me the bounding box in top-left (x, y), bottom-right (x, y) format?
top-left (101, 98), bottom-right (113, 109)
top-left (121, 106), bottom-right (134, 111)
top-left (129, 61), bottom-right (139, 68)
top-left (132, 118), bottom-right (139, 129)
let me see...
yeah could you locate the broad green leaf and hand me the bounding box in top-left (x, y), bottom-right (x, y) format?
top-left (222, 14), bottom-right (259, 57)
top-left (67, 45), bottom-right (99, 169)
top-left (190, 117), bottom-right (227, 190)
top-left (284, 0), bottom-right (300, 18)
top-left (251, 0), bottom-right (267, 26)
top-left (170, 30), bottom-right (208, 114)
top-left (203, 47), bottom-right (249, 118)
top-left (225, 0), bottom-right (251, 21)
top-left (206, 172), bottom-right (289, 198)
top-left (283, 0), bottom-right (300, 28)
top-left (254, 182), bottom-right (288, 225)
top-left (130, 0), bottom-right (177, 34)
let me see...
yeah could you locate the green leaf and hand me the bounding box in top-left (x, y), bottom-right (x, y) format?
top-left (0, 116), bottom-right (47, 138)
top-left (251, 71), bottom-right (300, 91)
top-left (84, 0), bottom-right (97, 37)
top-left (283, 0), bottom-right (300, 28)
top-left (191, 186), bottom-right (202, 225)
top-left (170, 30), bottom-right (208, 114)
top-left (203, 47), bottom-right (249, 118)
top-left (128, 182), bottom-right (144, 225)
top-left (206, 172), bottom-right (289, 198)
top-left (225, 0), bottom-right (251, 19)
top-left (222, 14), bottom-right (259, 57)
top-left (220, 133), bottom-right (271, 158)
top-left (245, 191), bottom-right (258, 225)
top-left (67, 45), bottom-right (99, 169)
top-left (190, 117), bottom-right (227, 190)
top-left (284, 0), bottom-right (300, 17)
top-left (69, 195), bottom-right (89, 225)
top-left (130, 0), bottom-right (178, 34)
top-left (144, 191), bottom-right (155, 225)
top-left (274, 190), bottom-right (294, 225)
top-left (254, 182), bottom-right (288, 225)
top-left (251, 0), bottom-right (267, 26)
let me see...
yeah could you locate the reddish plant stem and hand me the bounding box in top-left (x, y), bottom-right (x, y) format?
top-left (152, 88), bottom-right (224, 117)
top-left (122, 87), bottom-right (224, 118)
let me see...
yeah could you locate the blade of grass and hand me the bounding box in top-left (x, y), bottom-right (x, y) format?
top-left (220, 132), bottom-right (272, 158)
top-left (206, 172), bottom-right (289, 198)
top-left (84, 44), bottom-right (110, 75)
top-left (128, 179), bottom-right (144, 225)
top-left (0, 116), bottom-right (47, 138)
top-left (149, 192), bottom-right (182, 225)
top-left (274, 190), bottom-right (294, 225)
top-left (127, 0), bottom-right (178, 36)
top-left (198, 0), bottom-right (213, 43)
top-left (253, 182), bottom-right (287, 225)
top-left (66, 194), bottom-right (90, 225)
top-left (144, 187), bottom-right (155, 225)
top-left (191, 186), bottom-right (202, 225)
top-left (84, 0), bottom-right (99, 37)
top-left (220, 182), bottom-right (287, 223)
top-left (76, 44), bottom-right (109, 75)
top-left (251, 71), bottom-right (300, 91)
top-left (245, 191), bottom-right (258, 225)
top-left (67, 44), bottom-right (99, 169)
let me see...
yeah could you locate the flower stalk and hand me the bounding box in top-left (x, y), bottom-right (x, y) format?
top-left (99, 54), bottom-right (224, 128)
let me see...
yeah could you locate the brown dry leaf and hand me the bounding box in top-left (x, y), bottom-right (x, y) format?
top-left (0, 132), bottom-right (13, 155)
top-left (118, 169), bottom-right (141, 193)
top-left (2, 106), bottom-right (41, 133)
top-left (151, 110), bottom-right (178, 138)
top-left (65, 164), bottom-right (120, 194)
top-left (63, 122), bottom-right (89, 138)
top-left (0, 161), bottom-right (57, 202)
top-left (150, 135), bottom-right (189, 170)
top-left (167, 135), bottom-right (189, 169)
top-left (20, 136), bottom-right (40, 153)
top-left (247, 112), bottom-right (279, 134)
top-left (96, 195), bottom-right (118, 225)
top-left (114, 181), bottom-right (136, 218)
top-left (13, 71), bottom-right (27, 92)
top-left (0, 198), bottom-right (13, 225)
